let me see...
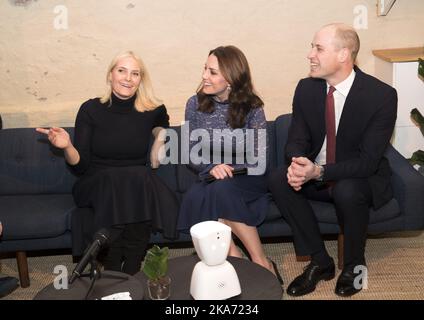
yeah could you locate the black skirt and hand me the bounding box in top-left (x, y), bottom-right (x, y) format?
top-left (72, 166), bottom-right (179, 241)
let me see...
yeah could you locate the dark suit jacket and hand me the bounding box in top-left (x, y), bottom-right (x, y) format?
top-left (285, 66), bottom-right (397, 209)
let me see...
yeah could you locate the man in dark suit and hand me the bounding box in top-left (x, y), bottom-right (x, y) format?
top-left (268, 23), bottom-right (397, 297)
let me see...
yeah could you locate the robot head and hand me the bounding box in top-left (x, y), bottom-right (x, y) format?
top-left (190, 221), bottom-right (231, 266)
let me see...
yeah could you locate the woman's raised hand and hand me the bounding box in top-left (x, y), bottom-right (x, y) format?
top-left (35, 127), bottom-right (71, 150)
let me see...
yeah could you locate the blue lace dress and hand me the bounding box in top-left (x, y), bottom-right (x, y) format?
top-left (178, 95), bottom-right (270, 231)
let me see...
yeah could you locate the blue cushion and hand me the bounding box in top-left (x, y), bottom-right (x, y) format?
top-left (265, 197), bottom-right (400, 226)
top-left (0, 128), bottom-right (76, 195)
top-left (167, 125), bottom-right (199, 193)
top-left (0, 194), bottom-right (75, 240)
top-left (176, 165), bottom-right (198, 193)
top-left (264, 200), bottom-right (284, 222)
top-left (265, 121), bottom-right (277, 171)
top-left (274, 114), bottom-right (292, 167)
top-left (309, 198), bottom-right (400, 224)
top-left (0, 233), bottom-right (72, 252)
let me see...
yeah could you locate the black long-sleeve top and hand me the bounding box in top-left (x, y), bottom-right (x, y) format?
top-left (70, 93), bottom-right (169, 176)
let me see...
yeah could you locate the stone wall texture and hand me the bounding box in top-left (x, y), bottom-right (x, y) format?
top-left (1, 0), bottom-right (424, 128)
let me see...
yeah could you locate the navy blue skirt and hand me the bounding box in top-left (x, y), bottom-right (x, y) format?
top-left (178, 174), bottom-right (270, 232)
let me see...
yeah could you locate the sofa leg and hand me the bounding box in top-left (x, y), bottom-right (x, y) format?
top-left (337, 234), bottom-right (344, 270)
top-left (296, 255), bottom-right (311, 262)
top-left (16, 251), bottom-right (30, 288)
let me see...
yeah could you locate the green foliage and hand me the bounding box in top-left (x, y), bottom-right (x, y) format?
top-left (408, 59), bottom-right (424, 167)
top-left (419, 58), bottom-right (424, 80)
top-left (410, 150), bottom-right (424, 166)
top-left (142, 245), bottom-right (169, 281)
top-left (411, 108), bottom-right (424, 136)
top-left (409, 108), bottom-right (424, 166)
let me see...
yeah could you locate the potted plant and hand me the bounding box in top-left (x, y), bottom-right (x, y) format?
top-left (409, 107), bottom-right (424, 175)
top-left (408, 58), bottom-right (424, 174)
top-left (142, 245), bottom-right (171, 300)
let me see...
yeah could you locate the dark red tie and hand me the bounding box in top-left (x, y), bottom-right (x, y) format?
top-left (326, 86), bottom-right (336, 164)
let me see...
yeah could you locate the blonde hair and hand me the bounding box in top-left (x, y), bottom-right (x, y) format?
top-left (100, 51), bottom-right (162, 112)
top-left (324, 23), bottom-right (360, 62)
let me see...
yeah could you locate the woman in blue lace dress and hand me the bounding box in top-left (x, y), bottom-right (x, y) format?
top-left (178, 46), bottom-right (282, 283)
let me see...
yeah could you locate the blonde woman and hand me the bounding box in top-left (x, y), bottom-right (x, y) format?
top-left (36, 51), bottom-right (179, 275)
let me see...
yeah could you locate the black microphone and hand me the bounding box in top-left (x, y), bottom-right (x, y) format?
top-left (69, 228), bottom-right (110, 284)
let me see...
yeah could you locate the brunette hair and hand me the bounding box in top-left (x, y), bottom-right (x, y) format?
top-left (197, 45), bottom-right (263, 128)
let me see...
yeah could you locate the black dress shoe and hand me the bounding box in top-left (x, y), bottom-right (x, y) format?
top-left (335, 269), bottom-right (362, 297)
top-left (287, 260), bottom-right (335, 297)
top-left (0, 276), bottom-right (19, 298)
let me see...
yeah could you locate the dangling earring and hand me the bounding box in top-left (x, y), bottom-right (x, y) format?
top-left (227, 85), bottom-right (231, 91)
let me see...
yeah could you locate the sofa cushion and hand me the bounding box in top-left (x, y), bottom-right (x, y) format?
top-left (266, 121), bottom-right (277, 171)
top-left (0, 194), bottom-right (75, 240)
top-left (0, 128), bottom-right (76, 195)
top-left (176, 165), bottom-right (198, 193)
top-left (274, 114), bottom-right (292, 167)
top-left (264, 197), bottom-right (400, 226)
top-left (367, 199), bottom-right (401, 224)
top-left (309, 198), bottom-right (400, 224)
top-left (263, 200), bottom-right (285, 222)
top-left (166, 125), bottom-right (198, 193)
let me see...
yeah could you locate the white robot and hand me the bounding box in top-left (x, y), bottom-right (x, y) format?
top-left (189, 221), bottom-right (241, 300)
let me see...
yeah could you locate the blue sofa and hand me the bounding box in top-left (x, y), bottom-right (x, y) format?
top-left (1, 114), bottom-right (424, 288)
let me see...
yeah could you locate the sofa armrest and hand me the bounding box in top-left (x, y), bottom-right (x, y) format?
top-left (385, 145), bottom-right (424, 230)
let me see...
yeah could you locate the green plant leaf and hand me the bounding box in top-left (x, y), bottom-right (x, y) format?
top-left (411, 108), bottom-right (424, 137)
top-left (142, 245), bottom-right (169, 281)
top-left (409, 150), bottom-right (424, 166)
top-left (419, 58), bottom-right (424, 80)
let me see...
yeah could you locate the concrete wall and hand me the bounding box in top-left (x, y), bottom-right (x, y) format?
top-left (1, 0), bottom-right (423, 128)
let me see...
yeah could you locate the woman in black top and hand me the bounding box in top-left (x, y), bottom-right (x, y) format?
top-left (36, 51), bottom-right (179, 275)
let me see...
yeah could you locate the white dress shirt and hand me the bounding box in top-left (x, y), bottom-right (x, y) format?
top-left (315, 69), bottom-right (356, 165)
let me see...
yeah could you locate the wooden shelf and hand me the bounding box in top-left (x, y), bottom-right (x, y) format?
top-left (372, 47), bottom-right (424, 63)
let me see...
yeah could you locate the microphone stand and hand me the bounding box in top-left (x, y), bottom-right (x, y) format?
top-left (76, 258), bottom-right (130, 300)
top-left (84, 258), bottom-right (101, 300)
